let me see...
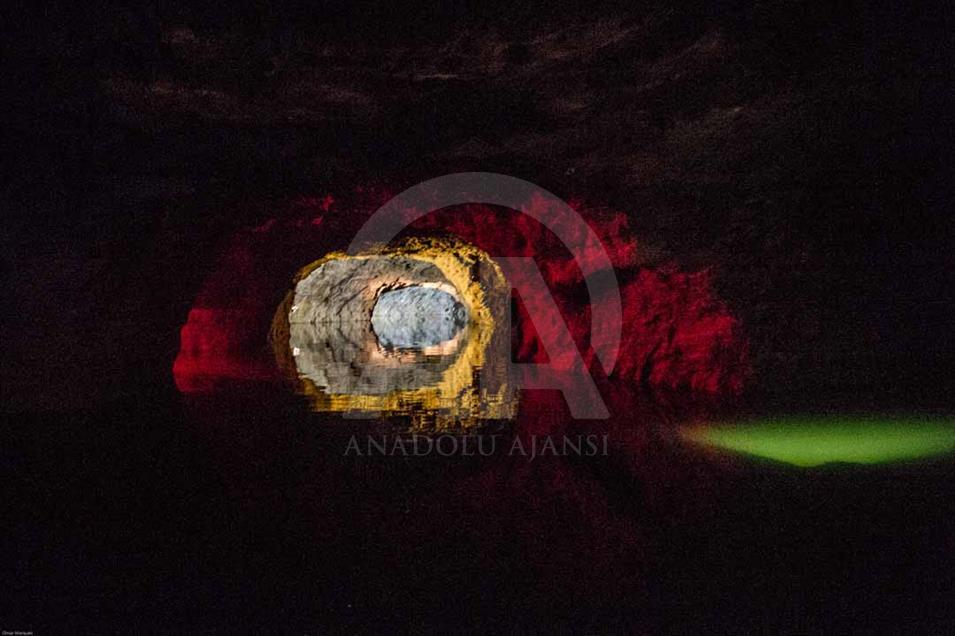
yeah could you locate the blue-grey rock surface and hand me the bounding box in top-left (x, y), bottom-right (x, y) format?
top-left (371, 286), bottom-right (468, 349)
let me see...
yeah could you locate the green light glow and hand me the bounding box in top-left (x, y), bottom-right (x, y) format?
top-left (681, 416), bottom-right (955, 467)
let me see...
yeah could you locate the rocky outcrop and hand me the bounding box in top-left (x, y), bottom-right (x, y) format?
top-left (287, 254), bottom-right (463, 395)
top-left (270, 237), bottom-right (517, 425)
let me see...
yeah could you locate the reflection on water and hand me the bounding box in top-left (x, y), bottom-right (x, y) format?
top-left (681, 415), bottom-right (955, 467)
top-left (271, 237), bottom-right (517, 427)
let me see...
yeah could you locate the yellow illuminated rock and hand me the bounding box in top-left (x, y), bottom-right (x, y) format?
top-left (271, 237), bottom-right (516, 429)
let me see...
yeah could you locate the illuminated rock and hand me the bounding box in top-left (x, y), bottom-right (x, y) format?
top-left (371, 285), bottom-right (469, 349)
top-left (272, 237), bottom-right (516, 427)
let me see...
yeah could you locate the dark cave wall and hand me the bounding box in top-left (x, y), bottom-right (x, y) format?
top-left (2, 0), bottom-right (953, 410)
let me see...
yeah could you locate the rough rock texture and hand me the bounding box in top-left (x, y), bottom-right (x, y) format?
top-left (271, 238), bottom-right (516, 423)
top-left (4, 3), bottom-right (953, 632)
top-left (371, 286), bottom-right (468, 349)
top-left (411, 203), bottom-right (748, 393)
top-left (289, 255), bottom-right (461, 395)
top-left (5, 0), bottom-right (951, 410)
top-left (169, 199), bottom-right (749, 405)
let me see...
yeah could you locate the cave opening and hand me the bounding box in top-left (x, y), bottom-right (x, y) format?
top-left (371, 285), bottom-right (469, 350)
